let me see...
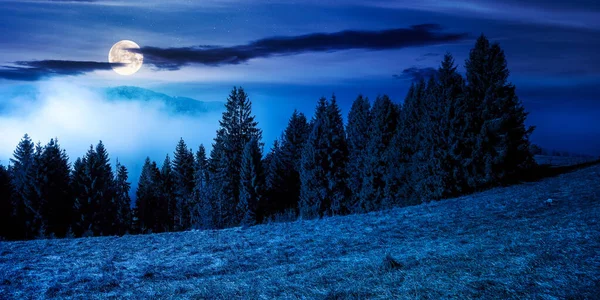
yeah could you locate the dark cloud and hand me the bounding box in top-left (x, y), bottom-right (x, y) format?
top-left (0, 60), bottom-right (123, 81)
top-left (393, 67), bottom-right (438, 82)
top-left (132, 24), bottom-right (468, 70)
top-left (1, 24), bottom-right (467, 81)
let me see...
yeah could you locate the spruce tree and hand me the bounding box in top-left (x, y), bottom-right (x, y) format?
top-left (38, 138), bottom-right (72, 237)
top-left (345, 95), bottom-right (371, 212)
top-left (114, 161), bottom-right (132, 235)
top-left (465, 35), bottom-right (535, 187)
top-left (172, 138), bottom-right (195, 230)
top-left (10, 134), bottom-right (37, 239)
top-left (278, 110), bottom-right (310, 214)
top-left (209, 128), bottom-right (227, 228)
top-left (135, 158), bottom-right (153, 233)
top-left (437, 53), bottom-right (468, 196)
top-left (412, 76), bottom-right (449, 202)
top-left (359, 95), bottom-right (399, 211)
top-left (0, 164), bottom-right (14, 240)
top-left (210, 87), bottom-right (262, 227)
top-left (324, 95), bottom-right (350, 215)
top-left (193, 145), bottom-right (212, 229)
top-left (93, 141), bottom-right (117, 235)
top-left (263, 139), bottom-right (286, 221)
top-left (135, 158), bottom-right (162, 233)
top-left (300, 98), bottom-right (329, 219)
top-left (237, 138), bottom-right (265, 226)
top-left (71, 156), bottom-right (89, 237)
top-left (160, 154), bottom-right (176, 231)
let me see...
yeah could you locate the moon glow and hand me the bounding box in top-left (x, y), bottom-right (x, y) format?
top-left (108, 40), bottom-right (143, 76)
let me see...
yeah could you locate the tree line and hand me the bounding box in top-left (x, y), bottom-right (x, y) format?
top-left (0, 35), bottom-right (536, 240)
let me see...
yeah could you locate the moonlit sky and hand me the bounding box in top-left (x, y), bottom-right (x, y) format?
top-left (0, 0), bottom-right (599, 184)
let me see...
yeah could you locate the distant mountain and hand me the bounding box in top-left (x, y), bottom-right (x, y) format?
top-left (104, 86), bottom-right (224, 116)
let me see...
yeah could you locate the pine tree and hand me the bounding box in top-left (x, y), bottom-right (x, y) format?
top-left (38, 138), bottom-right (72, 237)
top-left (71, 156), bottom-right (89, 237)
top-left (71, 142), bottom-right (117, 236)
top-left (300, 98), bottom-right (329, 219)
top-left (345, 95), bottom-right (371, 212)
top-left (160, 154), bottom-right (176, 231)
top-left (0, 164), bottom-right (14, 240)
top-left (359, 95), bottom-right (399, 211)
top-left (437, 53), bottom-right (468, 196)
top-left (9, 134), bottom-right (38, 239)
top-left (193, 145), bottom-right (212, 229)
top-left (210, 87), bottom-right (262, 228)
top-left (465, 35), bottom-right (535, 187)
top-left (114, 161), bottom-right (132, 235)
top-left (93, 141), bottom-right (117, 235)
top-left (299, 96), bottom-right (349, 218)
top-left (412, 76), bottom-right (449, 202)
top-left (172, 138), bottom-right (195, 230)
top-left (278, 110), bottom-right (310, 214)
top-left (135, 158), bottom-right (163, 233)
top-left (135, 158), bottom-right (152, 233)
top-left (324, 95), bottom-right (350, 215)
top-left (263, 139), bottom-right (286, 221)
top-left (209, 128), bottom-right (227, 228)
top-left (237, 138), bottom-right (265, 226)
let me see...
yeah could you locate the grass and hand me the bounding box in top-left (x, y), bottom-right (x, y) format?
top-left (1, 161), bottom-right (599, 299)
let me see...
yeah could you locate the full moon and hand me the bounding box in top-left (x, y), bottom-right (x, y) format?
top-left (108, 40), bottom-right (143, 76)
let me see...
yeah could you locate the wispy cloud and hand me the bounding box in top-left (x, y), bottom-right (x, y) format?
top-left (0, 61), bottom-right (123, 81)
top-left (133, 24), bottom-right (468, 70)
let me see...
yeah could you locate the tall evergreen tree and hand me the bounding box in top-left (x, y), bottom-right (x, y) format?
top-left (210, 87), bottom-right (262, 228)
top-left (10, 134), bottom-right (37, 239)
top-left (385, 80), bottom-right (426, 205)
top-left (0, 164), bottom-right (14, 240)
top-left (465, 35), bottom-right (535, 187)
top-left (209, 128), bottom-right (227, 228)
top-left (71, 156), bottom-right (89, 237)
top-left (345, 95), bottom-right (371, 212)
top-left (114, 161), bottom-right (132, 235)
top-left (437, 53), bottom-right (468, 196)
top-left (359, 95), bottom-right (399, 211)
top-left (93, 141), bottom-right (117, 235)
top-left (278, 110), bottom-right (310, 214)
top-left (300, 96), bottom-right (349, 218)
top-left (411, 76), bottom-right (450, 202)
top-left (135, 158), bottom-right (162, 233)
top-left (263, 139), bottom-right (286, 221)
top-left (325, 95), bottom-right (350, 215)
top-left (237, 138), bottom-right (265, 226)
top-left (193, 145), bottom-right (212, 229)
top-left (160, 154), bottom-right (176, 231)
top-left (172, 138), bottom-right (195, 230)
top-left (38, 138), bottom-right (72, 237)
top-left (300, 98), bottom-right (329, 219)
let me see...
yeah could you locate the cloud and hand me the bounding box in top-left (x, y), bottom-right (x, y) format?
top-left (1, 24), bottom-right (467, 81)
top-left (132, 24), bottom-right (468, 70)
top-left (393, 67), bottom-right (438, 82)
top-left (0, 61), bottom-right (123, 81)
top-left (0, 80), bottom-right (222, 191)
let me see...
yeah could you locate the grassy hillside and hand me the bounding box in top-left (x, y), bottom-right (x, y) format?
top-left (1, 164), bottom-right (599, 299)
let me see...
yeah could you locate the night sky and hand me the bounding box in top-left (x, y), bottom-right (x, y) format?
top-left (1, 0), bottom-right (599, 175)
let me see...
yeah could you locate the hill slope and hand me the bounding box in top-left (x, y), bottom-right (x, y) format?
top-left (104, 86), bottom-right (224, 116)
top-left (1, 165), bottom-right (599, 299)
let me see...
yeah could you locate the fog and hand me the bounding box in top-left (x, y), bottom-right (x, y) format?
top-left (0, 80), bottom-right (223, 195)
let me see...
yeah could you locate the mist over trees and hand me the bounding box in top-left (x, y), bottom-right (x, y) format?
top-left (0, 35), bottom-right (537, 240)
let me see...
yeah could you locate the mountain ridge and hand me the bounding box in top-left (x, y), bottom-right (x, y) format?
top-left (103, 86), bottom-right (224, 116)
